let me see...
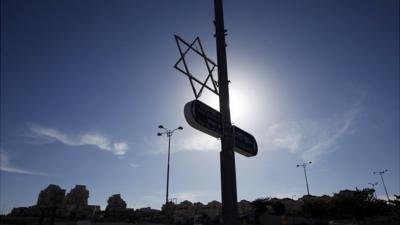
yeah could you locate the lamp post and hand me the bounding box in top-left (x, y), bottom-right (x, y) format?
top-left (297, 161), bottom-right (312, 196)
top-left (368, 182), bottom-right (378, 198)
top-left (157, 125), bottom-right (183, 214)
top-left (373, 169), bottom-right (390, 201)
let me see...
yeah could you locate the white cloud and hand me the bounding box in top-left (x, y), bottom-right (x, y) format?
top-left (0, 152), bottom-right (48, 176)
top-left (29, 124), bottom-right (128, 156)
top-left (175, 133), bottom-right (220, 153)
top-left (30, 125), bottom-right (75, 145)
top-left (150, 133), bottom-right (220, 155)
top-left (129, 162), bottom-right (140, 168)
top-left (80, 133), bottom-right (112, 151)
top-left (264, 107), bottom-right (358, 162)
top-left (113, 142), bottom-right (129, 156)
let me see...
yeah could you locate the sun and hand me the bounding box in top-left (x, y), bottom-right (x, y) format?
top-left (229, 88), bottom-right (250, 125)
top-left (201, 81), bottom-right (257, 128)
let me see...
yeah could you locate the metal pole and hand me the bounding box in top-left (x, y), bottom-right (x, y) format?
top-left (158, 126), bottom-right (182, 225)
top-left (379, 173), bottom-right (390, 201)
top-left (297, 162), bottom-right (311, 196)
top-left (374, 170), bottom-right (390, 201)
top-left (303, 165), bottom-right (310, 196)
top-left (166, 132), bottom-right (171, 210)
top-left (214, 0), bottom-right (239, 225)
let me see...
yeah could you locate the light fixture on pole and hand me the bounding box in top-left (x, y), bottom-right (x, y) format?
top-left (297, 161), bottom-right (312, 196)
top-left (157, 125), bottom-right (183, 216)
top-left (373, 169), bottom-right (390, 201)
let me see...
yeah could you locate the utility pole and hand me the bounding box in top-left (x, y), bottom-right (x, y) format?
top-left (214, 0), bottom-right (239, 225)
top-left (297, 161), bottom-right (312, 196)
top-left (373, 169), bottom-right (390, 201)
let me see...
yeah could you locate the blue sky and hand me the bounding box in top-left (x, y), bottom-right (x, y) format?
top-left (1, 0), bottom-right (399, 214)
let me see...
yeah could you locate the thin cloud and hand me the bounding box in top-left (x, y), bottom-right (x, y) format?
top-left (129, 162), bottom-right (140, 168)
top-left (301, 108), bottom-right (357, 161)
top-left (150, 133), bottom-right (220, 155)
top-left (29, 124), bottom-right (128, 156)
top-left (175, 133), bottom-right (220, 153)
top-left (265, 107), bottom-right (359, 162)
top-left (0, 152), bottom-right (49, 176)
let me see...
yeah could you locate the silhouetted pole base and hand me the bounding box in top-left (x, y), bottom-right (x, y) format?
top-left (220, 149), bottom-right (239, 225)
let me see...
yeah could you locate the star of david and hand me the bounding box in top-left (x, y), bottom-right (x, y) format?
top-left (174, 35), bottom-right (219, 99)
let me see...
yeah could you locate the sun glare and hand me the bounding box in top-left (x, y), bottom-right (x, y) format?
top-left (199, 54), bottom-right (273, 130)
top-left (201, 79), bottom-right (260, 129)
top-left (229, 89), bottom-right (247, 122)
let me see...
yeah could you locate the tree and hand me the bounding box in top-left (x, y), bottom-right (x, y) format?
top-left (272, 201), bottom-right (285, 216)
top-left (300, 196), bottom-right (332, 219)
top-left (251, 198), bottom-right (269, 224)
top-left (390, 194), bottom-right (400, 222)
top-left (331, 188), bottom-right (387, 224)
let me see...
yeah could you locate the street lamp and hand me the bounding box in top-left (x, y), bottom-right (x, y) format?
top-left (368, 182), bottom-right (379, 198)
top-left (297, 161), bottom-right (312, 196)
top-left (157, 125), bottom-right (183, 213)
top-left (373, 169), bottom-right (390, 201)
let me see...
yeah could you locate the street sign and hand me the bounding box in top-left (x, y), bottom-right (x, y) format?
top-left (184, 100), bottom-right (257, 157)
top-left (232, 126), bottom-right (257, 157)
top-left (184, 99), bottom-right (222, 138)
